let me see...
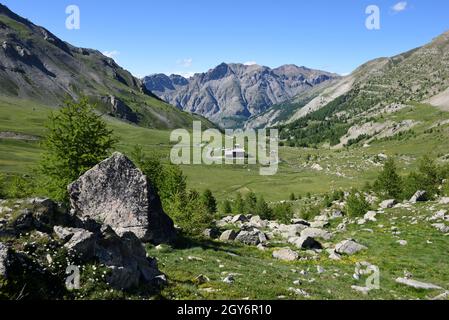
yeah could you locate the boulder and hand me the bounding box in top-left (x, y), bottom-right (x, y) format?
top-left (68, 152), bottom-right (176, 244)
top-left (248, 216), bottom-right (267, 228)
top-left (410, 190), bottom-right (427, 203)
top-left (203, 228), bottom-right (220, 239)
top-left (335, 239), bottom-right (367, 255)
top-left (235, 230), bottom-right (267, 245)
top-left (310, 220), bottom-right (329, 228)
top-left (301, 227), bottom-right (332, 240)
top-left (364, 211), bottom-right (377, 222)
top-left (288, 236), bottom-right (322, 250)
top-left (278, 224), bottom-right (306, 238)
top-left (219, 230), bottom-right (237, 241)
top-left (231, 214), bottom-right (248, 224)
top-left (272, 248), bottom-right (299, 261)
top-left (438, 197), bottom-right (449, 205)
top-left (432, 223), bottom-right (449, 233)
top-left (0, 242), bottom-right (9, 278)
top-left (63, 228), bottom-right (97, 260)
top-left (380, 199), bottom-right (397, 209)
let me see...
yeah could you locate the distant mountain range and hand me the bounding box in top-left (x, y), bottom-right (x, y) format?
top-left (0, 3), bottom-right (214, 130)
top-left (143, 63), bottom-right (339, 127)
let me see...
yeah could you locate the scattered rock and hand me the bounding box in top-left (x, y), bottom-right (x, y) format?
top-left (223, 275), bottom-right (235, 284)
top-left (301, 227), bottom-right (332, 240)
top-left (203, 228), bottom-right (219, 239)
top-left (380, 199), bottom-right (397, 209)
top-left (432, 223), bottom-right (449, 233)
top-left (395, 277), bottom-right (442, 290)
top-left (431, 291), bottom-right (449, 300)
top-left (316, 265), bottom-right (325, 274)
top-left (310, 220), bottom-right (329, 228)
top-left (278, 224), bottom-right (306, 238)
top-left (272, 248), bottom-right (299, 261)
top-left (68, 152), bottom-right (176, 244)
top-left (288, 236), bottom-right (322, 250)
top-left (397, 240), bottom-right (408, 246)
top-left (248, 216), bottom-right (267, 228)
top-left (231, 214), bottom-right (248, 224)
top-left (335, 239), bottom-right (367, 255)
top-left (438, 197), bottom-right (449, 205)
top-left (195, 274), bottom-right (210, 284)
top-left (364, 211), bottom-right (377, 222)
top-left (287, 287), bottom-right (310, 297)
top-left (219, 230), bottom-right (238, 241)
top-left (410, 190), bottom-right (427, 203)
top-left (235, 230), bottom-right (267, 245)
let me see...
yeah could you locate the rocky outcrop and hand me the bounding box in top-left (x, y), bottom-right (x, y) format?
top-left (101, 95), bottom-right (138, 123)
top-left (335, 239), bottom-right (367, 255)
top-left (68, 152), bottom-right (176, 244)
top-left (272, 248), bottom-right (299, 261)
top-left (0, 242), bottom-right (9, 278)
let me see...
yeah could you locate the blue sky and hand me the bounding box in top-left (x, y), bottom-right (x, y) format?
top-left (2, 0), bottom-right (448, 77)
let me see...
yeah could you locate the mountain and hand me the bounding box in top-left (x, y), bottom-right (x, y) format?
top-left (0, 3), bottom-right (214, 130)
top-left (273, 30), bottom-right (449, 147)
top-left (143, 63), bottom-right (339, 127)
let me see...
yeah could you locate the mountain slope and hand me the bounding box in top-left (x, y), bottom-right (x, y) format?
top-left (0, 3), bottom-right (214, 130)
top-left (274, 30), bottom-right (449, 147)
top-left (143, 63), bottom-right (339, 127)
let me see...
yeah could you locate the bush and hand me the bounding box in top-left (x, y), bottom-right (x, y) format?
top-left (374, 158), bottom-right (403, 200)
top-left (219, 200), bottom-right (233, 215)
top-left (0, 172), bottom-right (4, 198)
top-left (402, 156), bottom-right (442, 200)
top-left (289, 192), bottom-right (296, 201)
top-left (4, 175), bottom-right (35, 199)
top-left (232, 193), bottom-right (245, 214)
top-left (299, 204), bottom-right (321, 221)
top-left (254, 196), bottom-right (273, 220)
top-left (244, 192), bottom-right (258, 215)
top-left (201, 189), bottom-right (217, 215)
top-left (345, 190), bottom-right (371, 217)
top-left (272, 202), bottom-right (293, 224)
top-left (39, 98), bottom-right (117, 201)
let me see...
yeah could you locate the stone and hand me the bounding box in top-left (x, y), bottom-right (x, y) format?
top-left (235, 230), bottom-right (267, 245)
top-left (364, 211), bottom-right (377, 222)
top-left (395, 277), bottom-right (442, 290)
top-left (291, 219), bottom-right (310, 226)
top-left (310, 220), bottom-right (329, 228)
top-left (63, 228), bottom-right (96, 260)
top-left (203, 228), bottom-right (219, 239)
top-left (12, 209), bottom-right (34, 231)
top-left (438, 197), bottom-right (449, 205)
top-left (0, 242), bottom-right (9, 278)
top-left (231, 214), bottom-right (248, 224)
top-left (335, 239), bottom-right (367, 255)
top-left (248, 215), bottom-right (267, 228)
top-left (380, 199), bottom-right (397, 209)
top-left (223, 275), bottom-right (235, 284)
top-left (272, 248), bottom-right (299, 261)
top-left (219, 230), bottom-right (238, 241)
top-left (410, 190), bottom-right (427, 203)
top-left (68, 152), bottom-right (176, 244)
top-left (397, 240), bottom-right (408, 246)
top-left (288, 236), bottom-right (322, 250)
top-left (316, 265), bottom-right (325, 274)
top-left (330, 210), bottom-right (343, 219)
top-left (301, 227), bottom-right (332, 240)
top-left (53, 226), bottom-right (82, 242)
top-left (278, 224), bottom-right (306, 238)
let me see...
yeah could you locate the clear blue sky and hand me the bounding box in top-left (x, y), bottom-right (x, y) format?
top-left (2, 0), bottom-right (448, 77)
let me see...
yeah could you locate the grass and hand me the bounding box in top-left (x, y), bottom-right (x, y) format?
top-left (149, 201), bottom-right (449, 300)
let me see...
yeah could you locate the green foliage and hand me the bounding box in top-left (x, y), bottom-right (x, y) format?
top-left (374, 158), bottom-right (403, 200)
top-left (131, 145), bottom-right (165, 193)
top-left (39, 98), bottom-right (117, 201)
top-left (271, 202), bottom-right (293, 224)
top-left (201, 189), bottom-right (217, 215)
top-left (219, 199), bottom-right (233, 215)
top-left (232, 193), bottom-right (245, 214)
top-left (345, 190), bottom-right (371, 217)
top-left (254, 196), bottom-right (273, 220)
top-left (0, 172), bottom-right (4, 198)
top-left (401, 156), bottom-right (443, 200)
top-left (244, 192), bottom-right (258, 215)
top-left (4, 175), bottom-right (35, 199)
top-left (299, 204), bottom-right (321, 221)
top-left (289, 192), bottom-right (296, 201)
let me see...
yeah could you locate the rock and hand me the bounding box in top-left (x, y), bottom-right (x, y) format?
top-left (351, 285), bottom-right (372, 295)
top-left (68, 152), bottom-right (176, 244)
top-left (231, 214), bottom-right (248, 224)
top-left (0, 242), bottom-right (9, 278)
top-left (203, 228), bottom-right (219, 239)
top-left (278, 224), bottom-right (306, 238)
top-left (53, 226), bottom-right (81, 242)
top-left (291, 219), bottom-right (310, 226)
top-left (64, 228), bottom-right (96, 260)
top-left (287, 287), bottom-right (310, 297)
top-left (316, 265), bottom-right (325, 274)
top-left (216, 216), bottom-right (233, 227)
top-left (397, 240), bottom-right (408, 246)
top-left (432, 223), bottom-right (449, 233)
top-left (364, 211), bottom-right (377, 222)
top-left (12, 209), bottom-right (34, 231)
top-left (438, 197), bottom-right (449, 205)
top-left (235, 230), bottom-right (267, 245)
top-left (101, 95), bottom-right (138, 123)
top-left (335, 239), bottom-right (367, 255)
top-left (311, 163), bottom-right (323, 171)
top-left (395, 277), bottom-right (442, 290)
top-left (272, 248), bottom-right (299, 261)
top-left (223, 275), bottom-right (235, 284)
top-left (195, 274), bottom-right (210, 284)
top-left (301, 227), bottom-right (332, 240)
top-left (248, 215), bottom-right (267, 228)
top-left (410, 190), bottom-right (427, 203)
top-left (288, 236), bottom-right (322, 250)
top-left (330, 210), bottom-right (343, 219)
top-left (310, 220), bottom-right (329, 228)
top-left (219, 230), bottom-right (238, 241)
top-left (380, 199), bottom-right (397, 209)
top-left (431, 291), bottom-right (449, 300)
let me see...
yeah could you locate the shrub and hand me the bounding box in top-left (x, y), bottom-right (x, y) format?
top-left (244, 192), bottom-right (258, 215)
top-left (0, 172), bottom-right (4, 198)
top-left (4, 175), bottom-right (35, 199)
top-left (289, 192), bottom-right (296, 201)
top-left (374, 158), bottom-right (403, 200)
top-left (232, 193), bottom-right (245, 214)
top-left (219, 200), bottom-right (233, 215)
top-left (345, 190), bottom-right (371, 217)
top-left (299, 204), bottom-right (321, 221)
top-left (254, 196), bottom-right (273, 220)
top-left (272, 202), bottom-right (293, 224)
top-left (201, 189), bottom-right (217, 215)
top-left (39, 98), bottom-right (117, 201)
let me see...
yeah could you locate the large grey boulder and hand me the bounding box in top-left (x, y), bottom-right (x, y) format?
top-left (335, 239), bottom-right (367, 255)
top-left (301, 227), bottom-right (332, 240)
top-left (235, 230), bottom-right (267, 245)
top-left (219, 229), bottom-right (238, 241)
top-left (395, 277), bottom-right (442, 290)
top-left (68, 152), bottom-right (176, 244)
top-left (55, 225), bottom-right (162, 290)
top-left (380, 199), bottom-right (397, 209)
top-left (272, 248), bottom-right (299, 261)
top-left (0, 242), bottom-right (9, 278)
top-left (288, 236), bottom-right (322, 250)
